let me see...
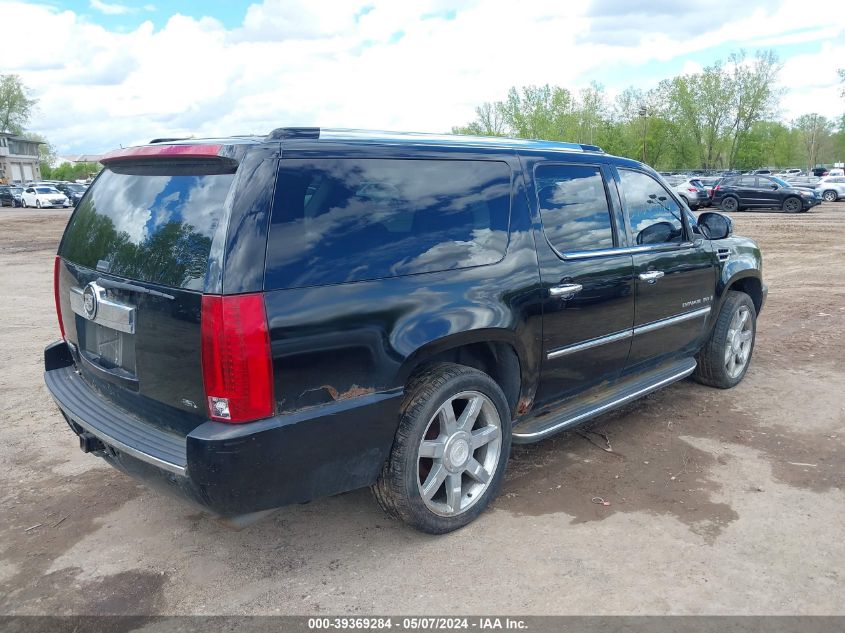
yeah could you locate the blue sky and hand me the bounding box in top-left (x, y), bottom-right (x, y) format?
top-left (4, 0), bottom-right (843, 154)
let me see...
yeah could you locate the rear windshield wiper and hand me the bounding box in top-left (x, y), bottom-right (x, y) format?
top-left (97, 278), bottom-right (175, 300)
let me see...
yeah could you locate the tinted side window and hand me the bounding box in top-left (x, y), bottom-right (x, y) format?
top-left (618, 169), bottom-right (685, 246)
top-left (736, 176), bottom-right (757, 187)
top-left (535, 164), bottom-right (614, 253)
top-left (265, 159), bottom-right (511, 289)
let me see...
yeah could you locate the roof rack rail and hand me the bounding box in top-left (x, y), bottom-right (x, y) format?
top-left (579, 144), bottom-right (605, 153)
top-left (267, 127), bottom-right (321, 140)
top-left (149, 137), bottom-right (190, 144)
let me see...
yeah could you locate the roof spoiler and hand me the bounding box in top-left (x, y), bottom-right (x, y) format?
top-left (266, 127), bottom-right (320, 141)
top-left (100, 144), bottom-right (224, 164)
top-left (579, 144), bottom-right (605, 153)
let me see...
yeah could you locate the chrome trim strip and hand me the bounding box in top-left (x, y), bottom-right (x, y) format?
top-left (69, 286), bottom-right (136, 334)
top-left (513, 363), bottom-right (697, 441)
top-left (634, 306), bottom-right (711, 336)
top-left (561, 242), bottom-right (695, 261)
top-left (547, 329), bottom-right (633, 360)
top-left (68, 414), bottom-right (187, 476)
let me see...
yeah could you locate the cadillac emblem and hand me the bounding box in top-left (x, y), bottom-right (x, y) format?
top-left (82, 282), bottom-right (99, 320)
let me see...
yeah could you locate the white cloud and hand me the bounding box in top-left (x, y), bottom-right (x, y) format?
top-left (89, 0), bottom-right (155, 16)
top-left (2, 0), bottom-right (842, 155)
top-left (89, 0), bottom-right (133, 15)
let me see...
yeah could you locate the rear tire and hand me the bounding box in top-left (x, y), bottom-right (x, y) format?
top-left (693, 291), bottom-right (756, 389)
top-left (720, 196), bottom-right (738, 212)
top-left (782, 197), bottom-right (801, 213)
top-left (372, 363), bottom-right (512, 534)
top-left (822, 190), bottom-right (837, 202)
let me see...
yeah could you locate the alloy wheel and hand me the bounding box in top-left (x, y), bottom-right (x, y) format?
top-left (416, 390), bottom-right (502, 517)
top-left (725, 306), bottom-right (753, 379)
top-left (783, 198), bottom-right (801, 213)
top-left (721, 197), bottom-right (737, 212)
top-left (823, 191), bottom-right (837, 202)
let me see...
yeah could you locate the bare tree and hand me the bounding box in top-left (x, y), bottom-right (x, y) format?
top-left (794, 114), bottom-right (833, 172)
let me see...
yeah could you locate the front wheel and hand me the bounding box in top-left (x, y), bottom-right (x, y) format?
top-left (36, 199), bottom-right (42, 209)
top-left (693, 291), bottom-right (756, 389)
top-left (21, 198), bottom-right (26, 208)
top-left (782, 197), bottom-right (801, 213)
top-left (373, 363), bottom-right (512, 534)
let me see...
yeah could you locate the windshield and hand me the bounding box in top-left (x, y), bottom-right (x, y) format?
top-left (59, 164), bottom-right (235, 290)
top-left (36, 187), bottom-right (59, 194)
top-left (11, 187), bottom-right (22, 193)
top-left (66, 184), bottom-right (86, 192)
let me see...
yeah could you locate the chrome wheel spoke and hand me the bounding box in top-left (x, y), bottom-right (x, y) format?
top-left (456, 395), bottom-right (482, 431)
top-left (465, 458), bottom-right (491, 484)
top-left (417, 389), bottom-right (503, 518)
top-left (445, 474), bottom-right (463, 513)
top-left (419, 439), bottom-right (446, 459)
top-left (470, 425), bottom-right (498, 449)
top-left (421, 463), bottom-right (447, 500)
top-left (439, 401), bottom-right (458, 435)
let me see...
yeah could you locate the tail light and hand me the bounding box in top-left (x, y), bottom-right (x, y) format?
top-left (53, 256), bottom-right (65, 339)
top-left (201, 293), bottom-right (274, 423)
top-left (714, 185), bottom-right (721, 192)
top-left (687, 187), bottom-right (698, 193)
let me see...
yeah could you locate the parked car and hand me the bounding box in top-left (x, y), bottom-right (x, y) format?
top-left (697, 177), bottom-right (721, 201)
top-left (815, 176), bottom-right (845, 202)
top-left (55, 182), bottom-right (88, 206)
top-left (712, 174), bottom-right (820, 213)
top-left (21, 185), bottom-right (70, 208)
top-left (775, 168), bottom-right (803, 177)
top-left (0, 185), bottom-right (24, 207)
top-left (45, 129), bottom-right (766, 534)
top-left (812, 168), bottom-right (830, 177)
top-left (666, 176), bottom-right (709, 209)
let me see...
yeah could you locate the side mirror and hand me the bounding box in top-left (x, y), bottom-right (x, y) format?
top-left (770, 184), bottom-right (778, 190)
top-left (698, 212), bottom-right (733, 240)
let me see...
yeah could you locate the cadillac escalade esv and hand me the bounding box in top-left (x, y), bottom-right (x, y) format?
top-left (44, 128), bottom-right (766, 533)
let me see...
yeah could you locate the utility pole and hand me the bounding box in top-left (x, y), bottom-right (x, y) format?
top-left (639, 106), bottom-right (648, 163)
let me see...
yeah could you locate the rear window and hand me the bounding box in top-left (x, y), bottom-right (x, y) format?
top-left (59, 164), bottom-right (235, 290)
top-left (265, 158), bottom-right (511, 289)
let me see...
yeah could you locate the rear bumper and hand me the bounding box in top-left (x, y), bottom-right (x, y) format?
top-left (44, 340), bottom-right (404, 517)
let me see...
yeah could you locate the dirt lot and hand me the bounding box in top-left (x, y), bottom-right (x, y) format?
top-left (0, 204), bottom-right (843, 615)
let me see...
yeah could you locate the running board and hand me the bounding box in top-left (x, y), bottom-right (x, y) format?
top-left (512, 358), bottom-right (697, 444)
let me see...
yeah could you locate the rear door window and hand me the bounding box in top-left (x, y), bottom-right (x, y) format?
top-left (535, 164), bottom-right (615, 253)
top-left (59, 164), bottom-right (235, 290)
top-left (265, 158), bottom-right (511, 289)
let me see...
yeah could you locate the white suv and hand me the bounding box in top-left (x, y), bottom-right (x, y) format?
top-left (816, 176), bottom-right (845, 202)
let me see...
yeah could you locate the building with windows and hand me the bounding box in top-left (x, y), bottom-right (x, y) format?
top-left (0, 133), bottom-right (42, 184)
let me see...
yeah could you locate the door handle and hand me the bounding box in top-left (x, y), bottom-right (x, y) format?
top-left (549, 283), bottom-right (583, 298)
top-left (639, 270), bottom-right (665, 283)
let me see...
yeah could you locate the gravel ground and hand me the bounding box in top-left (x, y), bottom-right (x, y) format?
top-left (0, 204), bottom-right (843, 615)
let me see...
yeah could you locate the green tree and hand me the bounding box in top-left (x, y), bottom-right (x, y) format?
top-left (726, 50), bottom-right (783, 168)
top-left (0, 74), bottom-right (37, 134)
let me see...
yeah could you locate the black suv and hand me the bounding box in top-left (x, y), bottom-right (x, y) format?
top-left (44, 129), bottom-right (766, 533)
top-left (712, 174), bottom-right (819, 213)
top-left (0, 185), bottom-right (23, 207)
top-left (55, 182), bottom-right (88, 206)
